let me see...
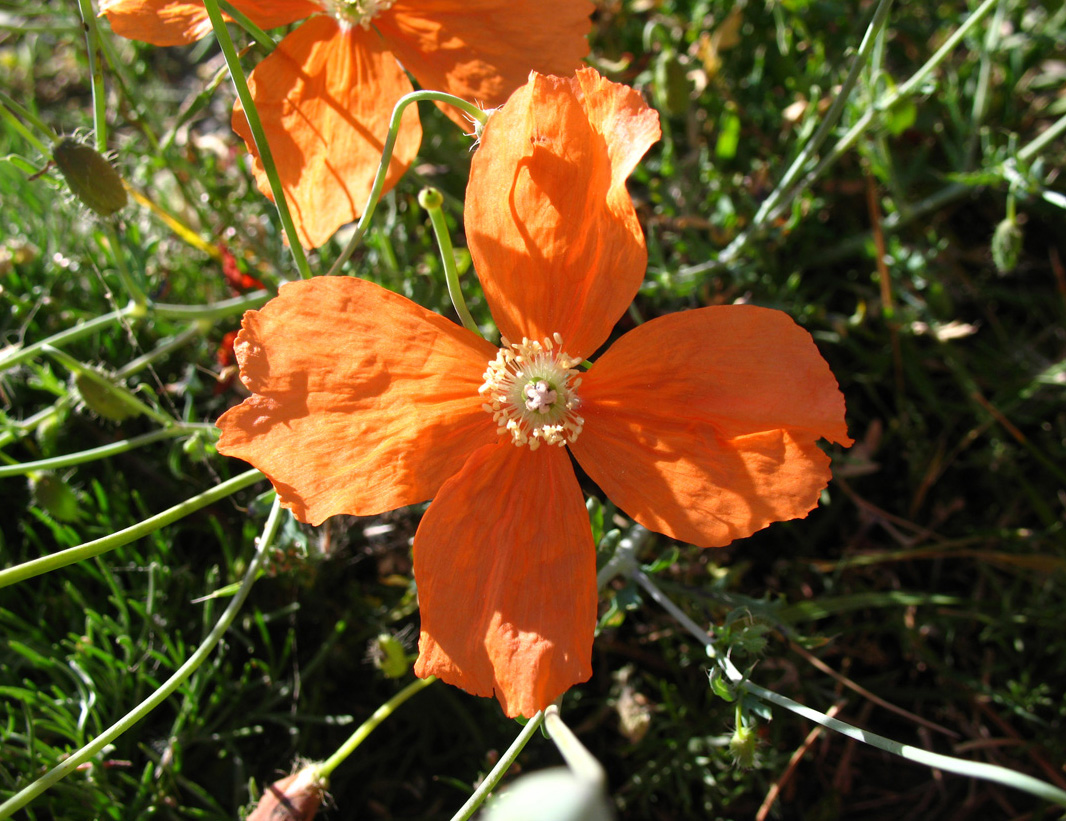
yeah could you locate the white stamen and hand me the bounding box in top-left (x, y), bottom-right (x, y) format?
top-left (480, 335), bottom-right (584, 449)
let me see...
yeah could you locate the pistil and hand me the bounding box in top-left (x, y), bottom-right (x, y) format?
top-left (480, 334), bottom-right (584, 450)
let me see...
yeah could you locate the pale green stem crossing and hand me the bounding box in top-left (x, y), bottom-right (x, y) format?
top-left (327, 91), bottom-right (489, 277)
top-left (0, 469), bottom-right (263, 589)
top-left (419, 187), bottom-right (480, 335)
top-left (318, 675), bottom-right (438, 779)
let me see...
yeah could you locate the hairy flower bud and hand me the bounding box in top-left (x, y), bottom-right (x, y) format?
top-left (247, 764), bottom-right (327, 821)
top-left (51, 137), bottom-right (127, 217)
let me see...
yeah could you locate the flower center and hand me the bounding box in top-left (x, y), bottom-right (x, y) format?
top-left (480, 334), bottom-right (584, 451)
top-left (326, 0), bottom-right (396, 28)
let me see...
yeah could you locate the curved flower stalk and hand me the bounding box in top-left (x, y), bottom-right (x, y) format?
top-left (99, 0), bottom-right (594, 248)
top-left (215, 68), bottom-right (852, 718)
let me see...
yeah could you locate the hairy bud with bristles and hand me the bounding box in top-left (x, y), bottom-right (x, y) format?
top-left (51, 137), bottom-right (127, 217)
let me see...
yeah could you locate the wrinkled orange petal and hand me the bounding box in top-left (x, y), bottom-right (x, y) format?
top-left (228, 0), bottom-right (319, 29)
top-left (216, 277), bottom-right (497, 525)
top-left (232, 15), bottom-right (421, 249)
top-left (465, 68), bottom-right (661, 360)
top-left (99, 0), bottom-right (215, 46)
top-left (376, 0), bottom-right (592, 127)
top-left (99, 0), bottom-right (316, 46)
top-left (413, 443), bottom-right (596, 718)
top-left (570, 306), bottom-right (852, 547)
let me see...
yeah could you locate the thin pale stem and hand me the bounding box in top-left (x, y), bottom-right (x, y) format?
top-left (0, 304), bottom-right (141, 373)
top-left (103, 221), bottom-right (148, 307)
top-left (0, 90), bottom-right (57, 152)
top-left (0, 425), bottom-right (211, 478)
top-left (1018, 110), bottom-right (1066, 163)
top-left (0, 469), bottom-right (263, 589)
top-left (318, 676), bottom-right (437, 779)
top-left (75, 0), bottom-right (108, 150)
top-left (201, 0), bottom-right (312, 279)
top-left (116, 322), bottom-right (208, 378)
top-left (419, 187), bottom-right (480, 335)
top-left (150, 290), bottom-right (271, 321)
top-left (631, 570), bottom-right (1066, 808)
top-left (448, 711), bottom-right (547, 821)
top-left (327, 90), bottom-right (489, 277)
top-left (216, 0), bottom-right (276, 51)
top-left (0, 497), bottom-right (285, 819)
top-left (543, 705), bottom-right (606, 788)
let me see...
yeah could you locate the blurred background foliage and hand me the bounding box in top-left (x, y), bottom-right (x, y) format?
top-left (1, 0), bottom-right (1065, 818)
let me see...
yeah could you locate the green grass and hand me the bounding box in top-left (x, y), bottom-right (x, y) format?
top-left (2, 0), bottom-right (1066, 818)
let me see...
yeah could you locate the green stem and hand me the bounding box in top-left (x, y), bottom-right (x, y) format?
top-left (150, 290), bottom-right (271, 321)
top-left (419, 187), bottom-right (480, 335)
top-left (0, 425), bottom-right (211, 478)
top-left (317, 676), bottom-right (437, 779)
top-left (216, 0), bottom-right (276, 52)
top-left (0, 496), bottom-right (285, 819)
top-left (201, 0), bottom-right (312, 279)
top-left (449, 711), bottom-right (547, 821)
top-left (0, 89), bottom-right (57, 152)
top-left (0, 304), bottom-right (140, 373)
top-left (75, 0), bottom-right (108, 150)
top-left (631, 570), bottom-right (1066, 808)
top-left (0, 469), bottom-right (263, 589)
top-left (42, 345), bottom-right (173, 427)
top-left (1018, 110), bottom-right (1066, 164)
top-left (115, 322), bottom-right (208, 378)
top-left (543, 705), bottom-right (606, 788)
top-left (326, 90), bottom-right (489, 277)
top-left (0, 401), bottom-right (71, 450)
top-left (103, 222), bottom-right (148, 307)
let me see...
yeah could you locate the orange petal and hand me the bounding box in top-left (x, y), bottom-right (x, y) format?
top-left (375, 0), bottom-right (592, 127)
top-left (570, 306), bottom-right (852, 547)
top-left (216, 277), bottom-right (498, 525)
top-left (99, 0), bottom-right (316, 46)
top-left (228, 0), bottom-right (319, 29)
top-left (99, 0), bottom-right (215, 46)
top-left (413, 443), bottom-right (596, 718)
top-left (465, 68), bottom-right (661, 360)
top-left (232, 15), bottom-right (422, 249)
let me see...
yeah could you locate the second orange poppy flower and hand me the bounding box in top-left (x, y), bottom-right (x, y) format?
top-left (100, 0), bottom-right (594, 247)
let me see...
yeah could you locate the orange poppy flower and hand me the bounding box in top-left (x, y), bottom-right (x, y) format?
top-left (99, 0), bottom-right (594, 248)
top-left (216, 69), bottom-right (852, 718)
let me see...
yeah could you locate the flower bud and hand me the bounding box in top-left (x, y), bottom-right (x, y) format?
top-left (991, 217), bottom-right (1023, 275)
top-left (247, 764), bottom-right (327, 821)
top-left (29, 473), bottom-right (81, 523)
top-left (369, 633), bottom-right (410, 679)
top-left (73, 371), bottom-right (140, 422)
top-left (51, 137), bottom-right (128, 217)
top-left (729, 722), bottom-right (758, 769)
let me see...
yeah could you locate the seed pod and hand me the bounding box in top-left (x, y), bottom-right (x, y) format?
top-left (51, 137), bottom-right (128, 217)
top-left (74, 371), bottom-right (141, 422)
top-left (30, 473), bottom-right (81, 523)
